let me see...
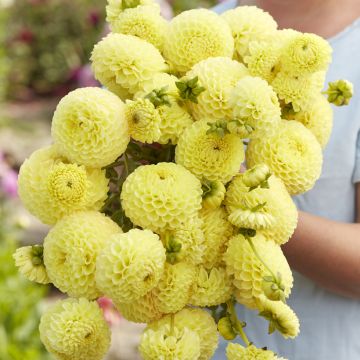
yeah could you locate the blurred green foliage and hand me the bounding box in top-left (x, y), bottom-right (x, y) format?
top-left (0, 204), bottom-right (50, 360)
top-left (4, 0), bottom-right (106, 100)
top-left (171, 0), bottom-right (219, 14)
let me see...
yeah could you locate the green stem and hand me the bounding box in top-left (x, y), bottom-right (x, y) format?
top-left (227, 300), bottom-right (251, 347)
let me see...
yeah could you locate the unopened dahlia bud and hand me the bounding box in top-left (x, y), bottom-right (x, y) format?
top-left (13, 245), bottom-right (50, 284)
top-left (202, 180), bottom-right (226, 209)
top-left (39, 298), bottom-right (110, 360)
top-left (218, 317), bottom-right (237, 341)
top-left (242, 164), bottom-right (271, 189)
top-left (324, 79), bottom-right (353, 106)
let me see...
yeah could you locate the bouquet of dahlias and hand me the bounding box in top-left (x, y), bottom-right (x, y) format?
top-left (14, 1), bottom-right (353, 359)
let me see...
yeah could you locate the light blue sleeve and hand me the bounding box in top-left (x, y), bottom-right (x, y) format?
top-left (353, 131), bottom-right (360, 183)
top-left (212, 0), bottom-right (237, 14)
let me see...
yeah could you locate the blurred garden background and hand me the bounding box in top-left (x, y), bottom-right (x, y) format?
top-left (0, 0), bottom-right (222, 359)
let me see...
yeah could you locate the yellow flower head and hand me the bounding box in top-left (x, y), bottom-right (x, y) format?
top-left (190, 265), bottom-right (233, 307)
top-left (43, 211), bottom-right (121, 299)
top-left (39, 298), bottom-right (110, 360)
top-left (163, 9), bottom-right (234, 74)
top-left (199, 207), bottom-right (234, 268)
top-left (202, 180), bottom-right (226, 210)
top-left (258, 295), bottom-right (300, 339)
top-left (110, 5), bottom-right (168, 51)
top-left (246, 120), bottom-right (323, 195)
top-left (96, 229), bottom-right (166, 303)
top-left (13, 245), bottom-right (50, 284)
top-left (114, 291), bottom-right (163, 324)
top-left (121, 163), bottom-right (202, 232)
top-left (149, 307), bottom-right (218, 360)
top-left (175, 119), bottom-right (245, 183)
top-left (226, 343), bottom-right (280, 360)
top-left (18, 146), bottom-right (109, 225)
top-left (184, 57), bottom-right (249, 121)
top-left (125, 98), bottom-right (161, 143)
top-left (160, 217), bottom-right (206, 266)
top-left (222, 6), bottom-right (277, 60)
top-left (152, 262), bottom-right (196, 314)
top-left (284, 94), bottom-right (333, 148)
top-left (106, 0), bottom-right (157, 23)
top-left (229, 76), bottom-right (281, 138)
top-left (91, 33), bottom-right (167, 98)
top-left (51, 87), bottom-right (129, 168)
top-left (281, 32), bottom-right (332, 75)
top-left (224, 233), bottom-right (293, 309)
top-left (140, 324), bottom-right (201, 360)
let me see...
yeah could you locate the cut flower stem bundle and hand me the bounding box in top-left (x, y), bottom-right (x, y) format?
top-left (14, 1), bottom-right (353, 359)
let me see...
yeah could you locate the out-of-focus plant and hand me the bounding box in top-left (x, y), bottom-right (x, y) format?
top-left (4, 0), bottom-right (106, 100)
top-left (169, 0), bottom-right (219, 14)
top-left (0, 2), bottom-right (10, 101)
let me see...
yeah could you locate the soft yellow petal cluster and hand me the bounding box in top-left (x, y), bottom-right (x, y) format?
top-left (51, 87), bottom-right (129, 168)
top-left (281, 32), bottom-right (332, 75)
top-left (125, 98), bottom-right (161, 143)
top-left (284, 94), bottom-right (333, 148)
top-left (18, 146), bottom-right (109, 225)
top-left (110, 5), bottom-right (167, 51)
top-left (230, 76), bottom-right (281, 138)
top-left (199, 207), bottom-right (234, 268)
top-left (163, 9), bottom-right (234, 74)
top-left (160, 217), bottom-right (205, 266)
top-left (91, 33), bottom-right (167, 98)
top-left (43, 211), bottom-right (121, 299)
top-left (152, 262), bottom-right (196, 314)
top-left (222, 6), bottom-right (277, 60)
top-left (224, 233), bottom-right (293, 309)
top-left (39, 298), bottom-right (110, 360)
top-left (246, 120), bottom-right (323, 195)
top-left (114, 291), bottom-right (163, 324)
top-left (258, 295), bottom-right (300, 339)
top-left (226, 343), bottom-right (280, 360)
top-left (13, 245), bottom-right (50, 284)
top-left (190, 266), bottom-right (233, 307)
top-left (121, 163), bottom-right (202, 232)
top-left (150, 308), bottom-right (218, 360)
top-left (225, 174), bottom-right (298, 244)
top-left (202, 180), bottom-right (226, 210)
top-left (185, 57), bottom-right (249, 121)
top-left (175, 119), bottom-right (245, 183)
top-left (140, 324), bottom-right (201, 360)
top-left (96, 229), bottom-right (166, 303)
top-left (106, 0), bottom-right (157, 24)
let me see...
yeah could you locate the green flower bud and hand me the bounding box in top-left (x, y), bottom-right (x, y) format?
top-left (176, 76), bottom-right (206, 104)
top-left (202, 179), bottom-right (226, 209)
top-left (242, 164), bottom-right (271, 189)
top-left (324, 79), bottom-right (353, 106)
top-left (218, 317), bottom-right (237, 340)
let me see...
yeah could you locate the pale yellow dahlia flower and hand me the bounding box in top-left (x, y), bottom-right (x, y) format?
top-left (39, 298), bottom-right (110, 360)
top-left (149, 307), bottom-right (218, 360)
top-left (163, 9), bottom-right (234, 74)
top-left (96, 229), bottom-right (166, 303)
top-left (13, 245), bottom-right (50, 284)
top-left (281, 32), bottom-right (332, 75)
top-left (140, 324), bottom-right (201, 360)
top-left (224, 233), bottom-right (293, 309)
top-left (175, 119), bottom-right (245, 183)
top-left (91, 33), bottom-right (167, 98)
top-left (18, 146), bottom-right (109, 225)
top-left (190, 265), bottom-right (233, 307)
top-left (230, 76), bottom-right (281, 138)
top-left (284, 94), bottom-right (333, 148)
top-left (258, 295), bottom-right (300, 339)
top-left (125, 98), bottom-right (161, 143)
top-left (199, 207), bottom-right (234, 268)
top-left (246, 120), bottom-right (323, 195)
top-left (43, 211), bottom-right (121, 299)
top-left (185, 57), bottom-right (249, 121)
top-left (51, 87), bottom-right (129, 168)
top-left (226, 343), bottom-right (281, 360)
top-left (109, 5), bottom-right (167, 51)
top-left (121, 163), bottom-right (202, 232)
top-left (222, 6), bottom-right (278, 60)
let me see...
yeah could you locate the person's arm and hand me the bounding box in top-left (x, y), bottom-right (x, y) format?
top-left (282, 183), bottom-right (360, 299)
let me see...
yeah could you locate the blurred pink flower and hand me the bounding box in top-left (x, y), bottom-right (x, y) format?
top-left (97, 297), bottom-right (122, 326)
top-left (0, 153), bottom-right (18, 198)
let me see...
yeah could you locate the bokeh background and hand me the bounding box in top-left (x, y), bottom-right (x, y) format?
top-left (0, 0), bottom-right (221, 359)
